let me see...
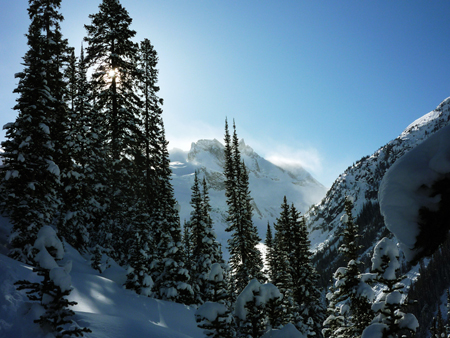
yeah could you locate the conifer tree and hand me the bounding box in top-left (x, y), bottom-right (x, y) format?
top-left (15, 226), bottom-right (90, 337)
top-left (183, 220), bottom-right (193, 278)
top-left (58, 47), bottom-right (93, 251)
top-left (1, 0), bottom-right (69, 263)
top-left (189, 171), bottom-right (207, 302)
top-left (264, 222), bottom-right (276, 282)
top-left (363, 237), bottom-right (418, 338)
top-left (224, 121), bottom-right (264, 296)
top-left (272, 197), bottom-right (296, 325)
top-left (290, 205), bottom-right (325, 338)
top-left (196, 263), bottom-right (235, 338)
top-left (188, 172), bottom-right (224, 303)
top-left (324, 196), bottom-right (373, 338)
top-left (196, 301), bottom-right (236, 338)
top-left (84, 0), bottom-right (142, 262)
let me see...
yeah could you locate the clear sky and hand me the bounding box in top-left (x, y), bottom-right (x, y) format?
top-left (1, 0), bottom-right (450, 187)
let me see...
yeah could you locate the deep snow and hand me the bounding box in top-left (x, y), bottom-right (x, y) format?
top-left (379, 124), bottom-right (450, 260)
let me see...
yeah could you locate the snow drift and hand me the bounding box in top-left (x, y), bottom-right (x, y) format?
top-left (379, 124), bottom-right (450, 260)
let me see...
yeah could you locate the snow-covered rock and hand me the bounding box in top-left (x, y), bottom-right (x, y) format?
top-left (379, 124), bottom-right (450, 260)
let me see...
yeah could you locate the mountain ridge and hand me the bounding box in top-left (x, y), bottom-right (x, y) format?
top-left (169, 138), bottom-right (328, 258)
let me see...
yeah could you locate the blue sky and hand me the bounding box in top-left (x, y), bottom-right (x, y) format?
top-left (1, 1), bottom-right (450, 187)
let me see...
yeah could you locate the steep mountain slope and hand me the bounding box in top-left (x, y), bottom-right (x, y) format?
top-left (170, 139), bottom-right (327, 258)
top-left (307, 97), bottom-right (450, 285)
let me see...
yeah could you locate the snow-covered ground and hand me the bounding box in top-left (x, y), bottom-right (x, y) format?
top-left (0, 216), bottom-right (203, 338)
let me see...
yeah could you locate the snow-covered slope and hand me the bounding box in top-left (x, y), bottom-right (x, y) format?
top-left (170, 139), bottom-right (327, 257)
top-left (0, 217), bottom-right (203, 338)
top-left (306, 97), bottom-right (450, 253)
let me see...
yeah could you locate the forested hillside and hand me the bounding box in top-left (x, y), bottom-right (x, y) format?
top-left (1, 1), bottom-right (450, 338)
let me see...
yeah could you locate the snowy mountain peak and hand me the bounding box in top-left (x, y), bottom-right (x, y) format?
top-left (170, 139), bottom-right (328, 258)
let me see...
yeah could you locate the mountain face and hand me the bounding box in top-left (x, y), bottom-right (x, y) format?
top-left (307, 97), bottom-right (450, 286)
top-left (169, 138), bottom-right (328, 258)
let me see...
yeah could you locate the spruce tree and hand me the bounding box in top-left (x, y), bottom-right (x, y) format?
top-left (363, 237), bottom-right (418, 338)
top-left (290, 205), bottom-right (325, 338)
top-left (188, 172), bottom-right (224, 303)
top-left (224, 121), bottom-right (264, 296)
top-left (272, 196), bottom-right (296, 325)
top-left (58, 47), bottom-right (93, 251)
top-left (1, 0), bottom-right (69, 263)
top-left (324, 196), bottom-right (373, 338)
top-left (189, 171), bottom-right (207, 303)
top-left (84, 0), bottom-right (142, 263)
top-left (264, 222), bottom-right (276, 282)
top-left (15, 226), bottom-right (90, 337)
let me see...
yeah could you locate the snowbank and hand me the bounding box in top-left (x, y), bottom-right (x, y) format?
top-left (379, 124), bottom-right (450, 260)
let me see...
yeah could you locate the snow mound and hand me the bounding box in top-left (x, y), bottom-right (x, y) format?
top-left (379, 124), bottom-right (450, 260)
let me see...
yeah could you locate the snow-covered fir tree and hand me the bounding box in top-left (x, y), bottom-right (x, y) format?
top-left (264, 223), bottom-right (276, 282)
top-left (84, 0), bottom-right (142, 263)
top-left (224, 120), bottom-right (265, 296)
top-left (196, 263), bottom-right (235, 338)
top-left (362, 237), bottom-right (418, 338)
top-left (323, 196), bottom-right (373, 338)
top-left (272, 196), bottom-right (296, 325)
top-left (290, 204), bottom-right (325, 337)
top-left (0, 0), bottom-right (70, 264)
top-left (196, 301), bottom-right (236, 338)
top-left (235, 279), bottom-right (291, 337)
top-left (57, 47), bottom-right (94, 251)
top-left (15, 226), bottom-right (90, 337)
top-left (186, 172), bottom-right (225, 304)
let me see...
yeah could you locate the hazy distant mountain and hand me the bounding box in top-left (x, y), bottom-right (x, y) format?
top-left (169, 138), bottom-right (328, 258)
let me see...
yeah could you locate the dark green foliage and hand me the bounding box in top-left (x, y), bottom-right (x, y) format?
top-left (84, 0), bottom-right (142, 263)
top-left (188, 173), bottom-right (224, 304)
top-left (324, 197), bottom-right (373, 338)
top-left (290, 206), bottom-right (325, 338)
top-left (224, 120), bottom-right (264, 296)
top-left (0, 0), bottom-right (70, 263)
top-left (430, 307), bottom-right (445, 338)
top-left (264, 223), bottom-right (275, 282)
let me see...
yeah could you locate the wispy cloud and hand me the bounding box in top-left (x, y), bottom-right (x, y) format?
top-left (264, 145), bottom-right (323, 176)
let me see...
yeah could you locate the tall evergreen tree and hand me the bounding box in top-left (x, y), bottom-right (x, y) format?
top-left (224, 120), bottom-right (264, 296)
top-left (324, 196), bottom-right (373, 338)
top-left (264, 222), bottom-right (276, 282)
top-left (188, 172), bottom-right (224, 303)
top-left (1, 0), bottom-right (69, 263)
top-left (84, 0), bottom-right (142, 263)
top-left (290, 204), bottom-right (325, 338)
top-left (58, 47), bottom-right (93, 251)
top-left (272, 196), bottom-right (296, 325)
